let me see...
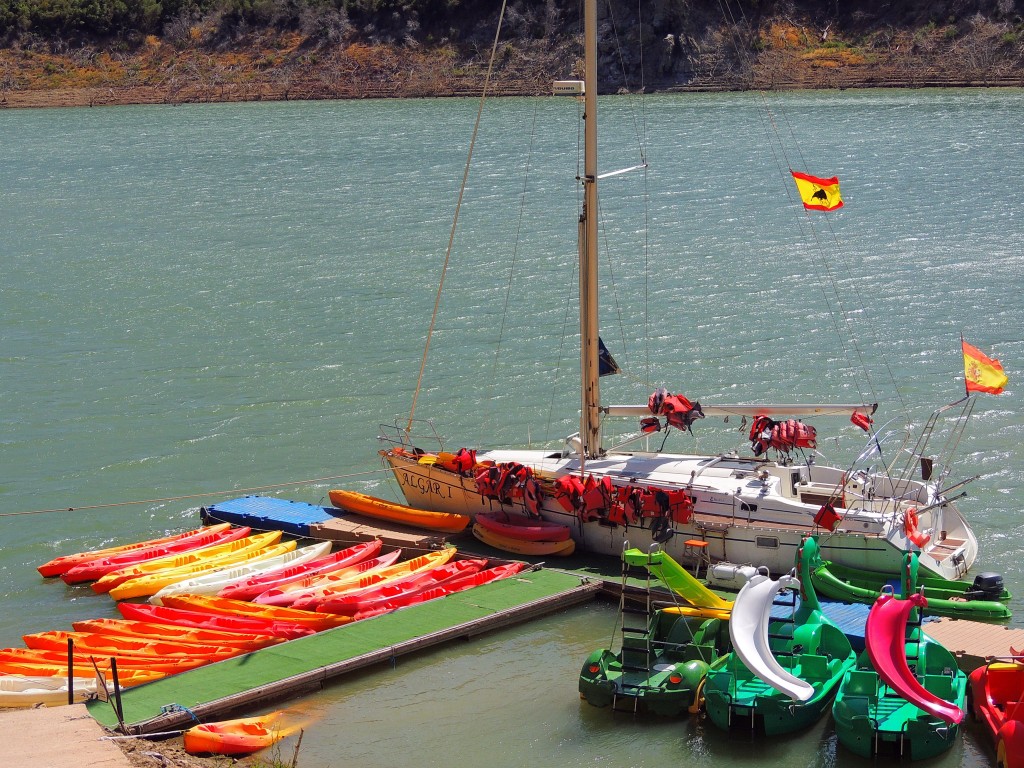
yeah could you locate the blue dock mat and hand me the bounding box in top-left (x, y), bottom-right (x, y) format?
top-left (201, 495), bottom-right (337, 537)
top-left (768, 595), bottom-right (936, 652)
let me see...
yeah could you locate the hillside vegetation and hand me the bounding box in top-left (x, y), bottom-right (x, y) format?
top-left (1, 0), bottom-right (1022, 107)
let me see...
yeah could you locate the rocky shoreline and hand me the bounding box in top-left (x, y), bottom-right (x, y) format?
top-left (2, 25), bottom-right (1022, 111)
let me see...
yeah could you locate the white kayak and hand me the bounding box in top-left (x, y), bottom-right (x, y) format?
top-left (0, 675), bottom-right (97, 707)
top-left (148, 541), bottom-right (332, 605)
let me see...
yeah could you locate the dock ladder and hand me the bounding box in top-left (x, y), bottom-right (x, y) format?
top-left (612, 543), bottom-right (658, 713)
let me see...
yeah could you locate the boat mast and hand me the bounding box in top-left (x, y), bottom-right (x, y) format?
top-left (579, 0), bottom-right (601, 461)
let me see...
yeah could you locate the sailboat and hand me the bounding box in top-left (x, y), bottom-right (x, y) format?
top-left (378, 0), bottom-right (979, 582)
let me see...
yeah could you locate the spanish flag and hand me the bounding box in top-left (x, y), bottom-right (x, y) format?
top-left (791, 171), bottom-right (844, 212)
top-left (963, 339), bottom-right (1008, 395)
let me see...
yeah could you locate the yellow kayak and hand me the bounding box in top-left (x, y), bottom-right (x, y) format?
top-left (108, 537), bottom-right (293, 601)
top-left (328, 489), bottom-right (470, 534)
top-left (471, 523), bottom-right (575, 557)
top-left (93, 530), bottom-right (283, 594)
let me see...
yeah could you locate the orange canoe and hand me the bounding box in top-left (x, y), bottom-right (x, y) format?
top-left (0, 647), bottom-right (210, 673)
top-left (159, 594), bottom-right (352, 631)
top-left (329, 489), bottom-right (470, 533)
top-left (22, 630), bottom-right (245, 662)
top-left (38, 524), bottom-right (233, 578)
top-left (184, 711), bottom-right (295, 756)
top-left (0, 659), bottom-right (165, 685)
top-left (70, 619), bottom-right (285, 651)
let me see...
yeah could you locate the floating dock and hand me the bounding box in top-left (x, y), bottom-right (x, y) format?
top-left (202, 495), bottom-right (452, 550)
top-left (88, 567), bottom-right (600, 734)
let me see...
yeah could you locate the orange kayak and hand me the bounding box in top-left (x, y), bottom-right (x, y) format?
top-left (159, 594), bottom-right (352, 631)
top-left (290, 549), bottom-right (456, 611)
top-left (70, 619), bottom-right (285, 651)
top-left (117, 603), bottom-right (315, 640)
top-left (0, 660), bottom-right (166, 685)
top-left (0, 647), bottom-right (211, 673)
top-left (254, 550), bottom-right (402, 607)
top-left (183, 711), bottom-right (295, 756)
top-left (38, 524), bottom-right (234, 578)
top-left (22, 630), bottom-right (245, 661)
top-left (329, 489), bottom-right (470, 533)
top-left (93, 530), bottom-right (282, 594)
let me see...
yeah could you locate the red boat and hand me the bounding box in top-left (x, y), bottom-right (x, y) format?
top-left (60, 524), bottom-right (245, 583)
top-left (315, 558), bottom-right (488, 615)
top-left (475, 512), bottom-right (571, 542)
top-left (969, 655), bottom-right (1024, 768)
top-left (117, 602), bottom-right (315, 640)
top-left (38, 524), bottom-right (231, 578)
top-left (219, 539), bottom-right (381, 600)
top-left (254, 550), bottom-right (401, 607)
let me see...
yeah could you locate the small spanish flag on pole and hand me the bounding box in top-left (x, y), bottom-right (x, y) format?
top-left (962, 337), bottom-right (1008, 395)
top-left (791, 170), bottom-right (844, 212)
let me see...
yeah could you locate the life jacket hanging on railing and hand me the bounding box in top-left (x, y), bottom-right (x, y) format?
top-left (553, 474), bottom-right (612, 522)
top-left (475, 461), bottom-right (531, 504)
top-left (646, 387), bottom-right (705, 433)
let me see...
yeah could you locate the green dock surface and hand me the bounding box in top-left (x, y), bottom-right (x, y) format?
top-left (89, 567), bottom-right (599, 733)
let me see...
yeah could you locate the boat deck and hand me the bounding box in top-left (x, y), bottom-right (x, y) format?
top-left (87, 567), bottom-right (600, 734)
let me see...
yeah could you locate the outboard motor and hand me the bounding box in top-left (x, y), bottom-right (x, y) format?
top-left (964, 572), bottom-right (1005, 601)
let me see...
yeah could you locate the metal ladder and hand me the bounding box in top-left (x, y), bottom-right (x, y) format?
top-left (612, 543), bottom-right (658, 713)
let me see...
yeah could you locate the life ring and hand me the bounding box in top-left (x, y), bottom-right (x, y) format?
top-left (903, 507), bottom-right (931, 548)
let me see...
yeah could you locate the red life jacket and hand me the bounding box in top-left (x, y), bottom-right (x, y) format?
top-left (522, 475), bottom-right (543, 517)
top-left (554, 475), bottom-right (585, 513)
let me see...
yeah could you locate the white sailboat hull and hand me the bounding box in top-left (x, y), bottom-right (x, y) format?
top-left (383, 448), bottom-right (977, 581)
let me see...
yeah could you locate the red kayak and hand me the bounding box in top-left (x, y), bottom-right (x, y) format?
top-left (254, 550), bottom-right (402, 607)
top-left (316, 558), bottom-right (488, 615)
top-left (38, 524), bottom-right (232, 578)
top-left (117, 602), bottom-right (315, 640)
top-left (60, 524), bottom-right (245, 583)
top-left (219, 539), bottom-right (382, 601)
top-left (352, 562), bottom-right (526, 620)
top-left (475, 512), bottom-right (571, 542)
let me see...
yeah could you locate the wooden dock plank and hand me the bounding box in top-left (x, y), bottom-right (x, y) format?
top-left (923, 617), bottom-right (1024, 672)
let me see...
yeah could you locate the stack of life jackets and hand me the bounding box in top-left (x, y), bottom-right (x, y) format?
top-left (748, 415), bottom-right (817, 456)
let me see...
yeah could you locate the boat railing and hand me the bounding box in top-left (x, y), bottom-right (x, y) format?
top-left (378, 418), bottom-right (447, 453)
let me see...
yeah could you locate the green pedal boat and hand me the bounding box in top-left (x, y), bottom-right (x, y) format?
top-left (703, 537), bottom-right (857, 735)
top-left (832, 588), bottom-right (967, 760)
top-left (579, 609), bottom-right (729, 716)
